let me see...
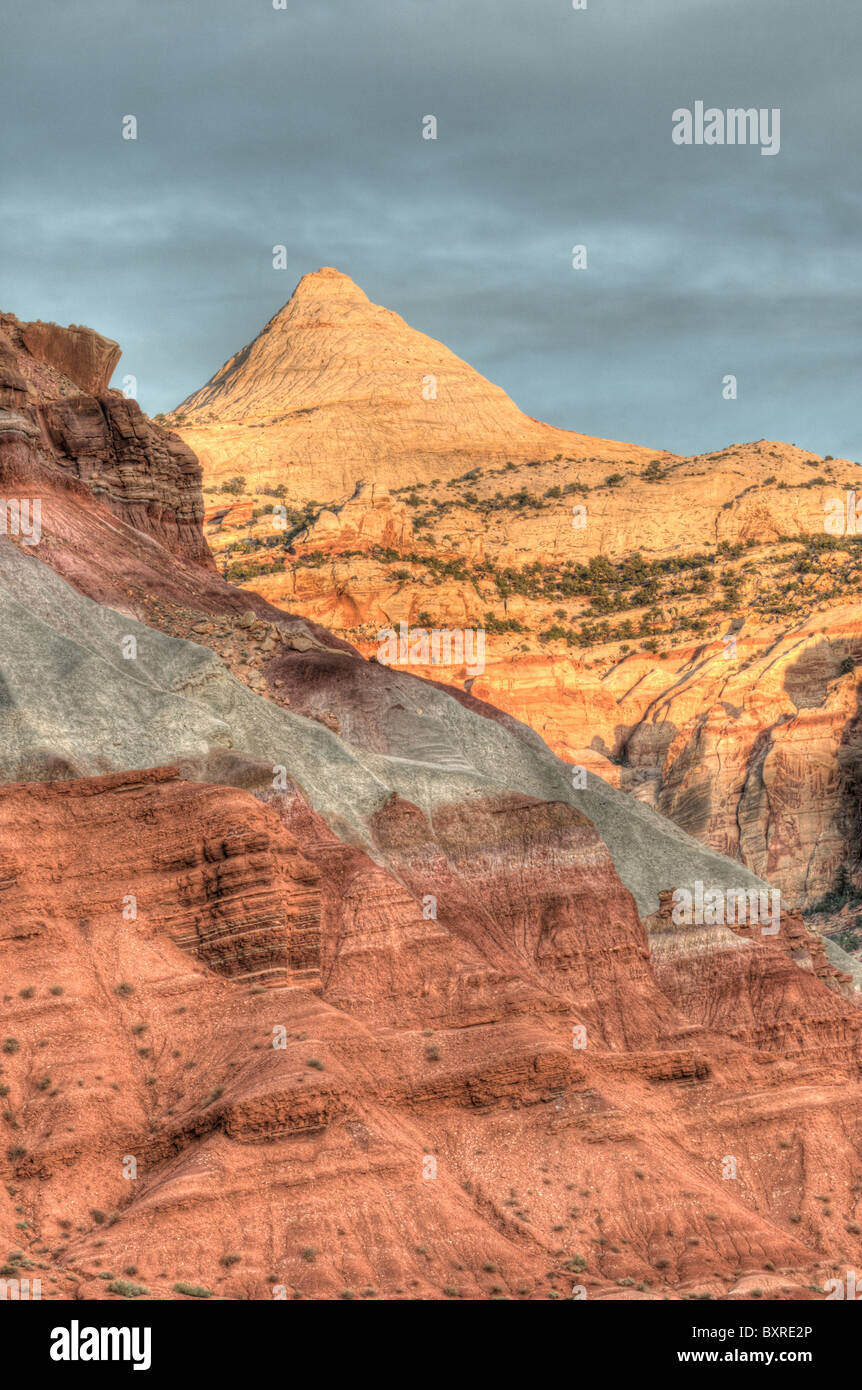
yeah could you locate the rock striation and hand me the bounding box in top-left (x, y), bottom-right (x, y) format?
top-left (2, 762), bottom-right (862, 1302)
top-left (20, 320), bottom-right (121, 396)
top-left (169, 268), bottom-right (658, 498)
top-left (2, 300), bottom-right (862, 1301)
top-left (191, 315), bottom-right (862, 914)
top-left (0, 312), bottom-right (211, 566)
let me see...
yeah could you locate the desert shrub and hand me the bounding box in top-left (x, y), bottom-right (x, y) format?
top-left (108, 1279), bottom-right (148, 1298)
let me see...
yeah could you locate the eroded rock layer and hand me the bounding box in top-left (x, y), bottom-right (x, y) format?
top-left (2, 296), bottom-right (862, 1301)
top-left (167, 273), bottom-right (862, 916)
top-left (2, 766), bottom-right (862, 1303)
top-left (169, 268), bottom-right (658, 498)
top-left (0, 312), bottom-right (211, 566)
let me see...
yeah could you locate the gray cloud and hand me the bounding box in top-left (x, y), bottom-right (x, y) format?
top-left (1, 0), bottom-right (860, 458)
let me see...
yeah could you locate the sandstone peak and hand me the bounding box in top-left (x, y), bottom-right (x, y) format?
top-left (6, 300), bottom-right (862, 1306)
top-left (174, 263), bottom-right (506, 425)
top-left (172, 268), bottom-right (659, 496)
top-left (288, 265), bottom-right (371, 304)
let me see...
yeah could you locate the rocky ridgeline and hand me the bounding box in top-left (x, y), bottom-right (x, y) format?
top-left (168, 267), bottom-right (656, 499)
top-left (1, 297), bottom-right (862, 1300)
top-left (0, 312), bottom-right (211, 566)
top-left (182, 275), bottom-right (862, 916)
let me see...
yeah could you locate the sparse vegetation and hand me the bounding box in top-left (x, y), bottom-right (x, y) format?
top-left (108, 1279), bottom-right (149, 1297)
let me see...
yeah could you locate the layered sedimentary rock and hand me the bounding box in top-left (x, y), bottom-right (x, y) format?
top-left (19, 320), bottom-right (121, 396)
top-left (173, 273), bottom-right (862, 912)
top-left (610, 609), bottom-right (862, 910)
top-left (643, 890), bottom-right (859, 1059)
top-left (239, 518), bottom-right (862, 914)
top-left (2, 761), bottom-right (862, 1302)
top-left (3, 300), bottom-right (862, 1300)
top-left (0, 769), bottom-right (321, 988)
top-left (0, 312), bottom-right (211, 566)
top-left (169, 268), bottom-right (658, 498)
top-left (198, 386), bottom-right (862, 912)
top-left (0, 535), bottom-right (783, 927)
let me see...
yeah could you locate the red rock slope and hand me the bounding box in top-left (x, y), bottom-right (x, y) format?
top-left (2, 305), bottom-right (862, 1302)
top-left (2, 767), bottom-right (862, 1302)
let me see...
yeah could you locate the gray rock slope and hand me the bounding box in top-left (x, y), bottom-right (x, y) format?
top-left (0, 537), bottom-right (810, 932)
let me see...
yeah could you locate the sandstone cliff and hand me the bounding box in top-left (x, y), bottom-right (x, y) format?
top-left (3, 299), bottom-right (862, 1302)
top-left (182, 282), bottom-right (862, 919)
top-left (0, 313), bottom-right (211, 567)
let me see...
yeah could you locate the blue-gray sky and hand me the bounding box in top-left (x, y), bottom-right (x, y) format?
top-left (2, 0), bottom-right (860, 458)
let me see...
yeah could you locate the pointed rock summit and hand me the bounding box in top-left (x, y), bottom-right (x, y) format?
top-left (177, 265), bottom-right (540, 428)
top-left (291, 264), bottom-right (372, 304)
top-left (172, 268), bottom-right (656, 499)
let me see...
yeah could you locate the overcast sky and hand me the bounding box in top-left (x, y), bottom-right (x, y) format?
top-left (2, 0), bottom-right (860, 458)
